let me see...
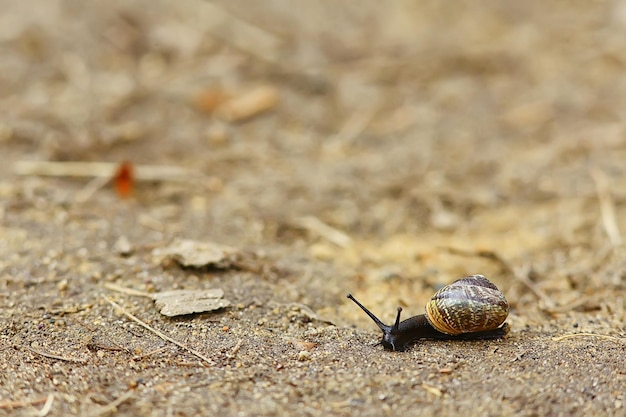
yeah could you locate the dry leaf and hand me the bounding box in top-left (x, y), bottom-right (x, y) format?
top-left (289, 339), bottom-right (318, 351)
top-left (216, 86), bottom-right (279, 122)
top-left (152, 238), bottom-right (238, 269)
top-left (114, 161), bottom-right (134, 198)
top-left (153, 289), bottom-right (231, 317)
top-left (194, 87), bottom-right (228, 113)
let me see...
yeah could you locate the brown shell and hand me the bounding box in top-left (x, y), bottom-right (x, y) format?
top-left (425, 274), bottom-right (509, 335)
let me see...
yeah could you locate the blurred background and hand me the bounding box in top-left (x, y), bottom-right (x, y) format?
top-left (3, 0), bottom-right (626, 317)
top-left (4, 1), bottom-right (626, 286)
top-left (1, 1), bottom-right (626, 415)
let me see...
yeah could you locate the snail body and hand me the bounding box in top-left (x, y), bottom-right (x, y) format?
top-left (347, 274), bottom-right (509, 351)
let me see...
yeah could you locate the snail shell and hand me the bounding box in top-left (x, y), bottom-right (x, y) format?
top-left (425, 274), bottom-right (509, 335)
top-left (347, 274), bottom-right (509, 351)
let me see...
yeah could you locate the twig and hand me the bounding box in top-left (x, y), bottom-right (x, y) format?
top-left (511, 264), bottom-right (556, 310)
top-left (200, 1), bottom-right (282, 65)
top-left (132, 346), bottom-right (170, 361)
top-left (0, 396), bottom-right (50, 410)
top-left (75, 175), bottom-right (112, 203)
top-left (33, 393), bottom-right (54, 417)
top-left (84, 390), bottom-right (134, 417)
top-left (590, 168), bottom-right (622, 247)
top-left (541, 296), bottom-right (598, 314)
top-left (552, 333), bottom-right (624, 343)
top-left (13, 161), bottom-right (197, 182)
top-left (227, 339), bottom-right (244, 359)
top-left (292, 216), bottom-right (353, 248)
top-left (103, 283), bottom-right (152, 298)
top-left (421, 383), bottom-right (443, 397)
top-left (198, 2), bottom-right (329, 94)
top-left (21, 345), bottom-right (88, 364)
top-left (102, 295), bottom-right (214, 366)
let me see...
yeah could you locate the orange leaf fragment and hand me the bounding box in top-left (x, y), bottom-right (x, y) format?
top-left (114, 161), bottom-right (134, 198)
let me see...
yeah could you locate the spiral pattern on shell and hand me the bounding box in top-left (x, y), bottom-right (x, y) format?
top-left (425, 274), bottom-right (509, 335)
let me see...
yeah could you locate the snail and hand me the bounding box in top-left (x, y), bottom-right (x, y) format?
top-left (347, 274), bottom-right (509, 351)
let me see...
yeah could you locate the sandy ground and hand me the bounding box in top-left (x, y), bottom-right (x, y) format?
top-left (0, 1), bottom-right (625, 416)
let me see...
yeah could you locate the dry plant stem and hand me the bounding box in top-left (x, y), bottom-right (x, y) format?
top-left (542, 296), bottom-right (597, 314)
top-left (132, 346), bottom-right (170, 361)
top-left (34, 394), bottom-right (54, 417)
top-left (200, 3), bottom-right (327, 93)
top-left (21, 345), bottom-right (88, 364)
top-left (103, 283), bottom-right (152, 298)
top-left (511, 264), bottom-right (556, 310)
top-left (75, 175), bottom-right (112, 203)
top-left (292, 216), bottom-right (353, 248)
top-left (590, 168), bottom-right (623, 247)
top-left (84, 390), bottom-right (134, 417)
top-left (13, 161), bottom-right (196, 182)
top-left (552, 333), bottom-right (624, 343)
top-left (421, 383), bottom-right (443, 397)
top-left (101, 296), bottom-right (214, 366)
top-left (201, 1), bottom-right (282, 65)
top-left (0, 396), bottom-right (50, 410)
top-left (228, 339), bottom-right (244, 359)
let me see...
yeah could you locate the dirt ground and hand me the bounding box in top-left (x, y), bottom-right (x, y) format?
top-left (1, 1), bottom-right (625, 416)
